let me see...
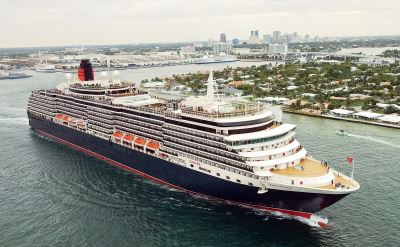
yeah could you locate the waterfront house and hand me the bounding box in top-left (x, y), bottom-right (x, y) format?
top-left (378, 115), bottom-right (400, 125)
top-left (353, 111), bottom-right (383, 120)
top-left (330, 109), bottom-right (354, 117)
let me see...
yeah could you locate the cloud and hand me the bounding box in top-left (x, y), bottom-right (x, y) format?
top-left (0, 0), bottom-right (399, 47)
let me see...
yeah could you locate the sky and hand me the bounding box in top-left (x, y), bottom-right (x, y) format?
top-left (0, 0), bottom-right (399, 48)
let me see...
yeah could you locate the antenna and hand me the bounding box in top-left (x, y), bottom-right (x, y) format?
top-left (207, 69), bottom-right (214, 101)
top-left (65, 73), bottom-right (72, 86)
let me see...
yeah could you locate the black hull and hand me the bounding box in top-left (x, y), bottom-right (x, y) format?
top-left (28, 114), bottom-right (348, 218)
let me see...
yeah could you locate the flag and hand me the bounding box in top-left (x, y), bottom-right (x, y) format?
top-left (347, 157), bottom-right (353, 165)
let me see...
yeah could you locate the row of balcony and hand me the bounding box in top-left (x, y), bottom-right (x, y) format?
top-left (161, 146), bottom-right (257, 179)
top-left (163, 123), bottom-right (224, 142)
top-left (164, 140), bottom-right (251, 171)
top-left (115, 120), bottom-right (162, 136)
top-left (163, 129), bottom-right (229, 152)
top-left (164, 135), bottom-right (242, 163)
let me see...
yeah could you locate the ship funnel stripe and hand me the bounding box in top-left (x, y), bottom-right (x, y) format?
top-left (78, 59), bottom-right (94, 81)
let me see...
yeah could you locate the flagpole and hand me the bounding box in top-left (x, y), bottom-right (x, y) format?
top-left (351, 158), bottom-right (355, 179)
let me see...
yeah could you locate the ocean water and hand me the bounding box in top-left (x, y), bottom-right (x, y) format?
top-left (1, 67), bottom-right (400, 247)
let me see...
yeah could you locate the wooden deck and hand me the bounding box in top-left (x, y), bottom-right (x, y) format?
top-left (318, 174), bottom-right (353, 190)
top-left (271, 158), bottom-right (329, 177)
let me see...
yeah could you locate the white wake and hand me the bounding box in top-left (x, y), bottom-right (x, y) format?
top-left (0, 117), bottom-right (29, 125)
top-left (345, 133), bottom-right (400, 149)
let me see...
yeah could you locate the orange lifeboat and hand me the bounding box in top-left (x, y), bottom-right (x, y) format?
top-left (123, 134), bottom-right (134, 142)
top-left (113, 131), bottom-right (123, 139)
top-left (69, 118), bottom-right (77, 125)
top-left (146, 141), bottom-right (160, 150)
top-left (134, 137), bottom-right (146, 146)
top-left (77, 121), bottom-right (86, 129)
top-left (55, 113), bottom-right (63, 119)
top-left (62, 116), bottom-right (69, 122)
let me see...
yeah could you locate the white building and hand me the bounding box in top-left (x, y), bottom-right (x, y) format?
top-left (272, 31), bottom-right (281, 43)
top-left (212, 42), bottom-right (232, 54)
top-left (353, 111), bottom-right (383, 120)
top-left (248, 30), bottom-right (261, 45)
top-left (379, 114), bottom-right (400, 124)
top-left (268, 44), bottom-right (288, 54)
top-left (180, 46), bottom-right (196, 55)
top-left (330, 109), bottom-right (354, 117)
top-left (256, 97), bottom-right (290, 105)
top-left (356, 58), bottom-right (392, 67)
top-left (263, 34), bottom-right (272, 44)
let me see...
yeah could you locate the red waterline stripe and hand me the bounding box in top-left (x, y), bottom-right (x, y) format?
top-left (34, 128), bottom-right (312, 220)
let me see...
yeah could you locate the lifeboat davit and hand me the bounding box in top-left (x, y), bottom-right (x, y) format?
top-left (113, 131), bottom-right (123, 139)
top-left (146, 141), bottom-right (160, 150)
top-left (123, 134), bottom-right (134, 142)
top-left (134, 137), bottom-right (146, 146)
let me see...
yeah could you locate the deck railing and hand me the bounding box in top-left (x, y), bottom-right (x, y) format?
top-left (180, 104), bottom-right (265, 119)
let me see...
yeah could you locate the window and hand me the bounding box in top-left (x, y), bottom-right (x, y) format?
top-left (236, 179), bottom-right (241, 183)
top-left (226, 176), bottom-right (230, 180)
top-left (248, 182), bottom-right (253, 186)
top-left (216, 173), bottom-right (220, 176)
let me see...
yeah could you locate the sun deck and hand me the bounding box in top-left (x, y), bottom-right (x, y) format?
top-left (271, 158), bottom-right (357, 190)
top-left (271, 158), bottom-right (329, 177)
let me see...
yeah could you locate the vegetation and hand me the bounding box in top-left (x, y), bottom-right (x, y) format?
top-left (160, 60), bottom-right (400, 114)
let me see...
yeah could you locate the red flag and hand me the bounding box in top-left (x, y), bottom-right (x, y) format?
top-left (347, 157), bottom-right (353, 164)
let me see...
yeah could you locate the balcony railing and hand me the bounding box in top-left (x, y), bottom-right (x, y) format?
top-left (180, 104), bottom-right (265, 119)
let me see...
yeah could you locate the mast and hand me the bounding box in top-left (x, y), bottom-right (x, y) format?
top-left (207, 70), bottom-right (214, 101)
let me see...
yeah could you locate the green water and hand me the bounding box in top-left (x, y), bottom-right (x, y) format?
top-left (0, 68), bottom-right (399, 246)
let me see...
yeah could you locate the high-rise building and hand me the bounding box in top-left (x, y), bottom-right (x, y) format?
top-left (272, 31), bottom-right (281, 43)
top-left (220, 33), bottom-right (227, 43)
top-left (180, 45), bottom-right (196, 54)
top-left (212, 42), bottom-right (232, 54)
top-left (248, 30), bottom-right (261, 45)
top-left (268, 43), bottom-right (288, 54)
top-left (263, 34), bottom-right (272, 44)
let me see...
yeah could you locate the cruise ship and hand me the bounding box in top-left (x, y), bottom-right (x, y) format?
top-left (194, 55), bottom-right (238, 64)
top-left (27, 59), bottom-right (359, 226)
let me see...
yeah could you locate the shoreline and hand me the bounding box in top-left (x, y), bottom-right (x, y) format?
top-left (283, 108), bottom-right (400, 129)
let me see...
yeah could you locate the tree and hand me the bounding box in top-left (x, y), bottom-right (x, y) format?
top-left (384, 105), bottom-right (399, 114)
top-left (327, 101), bottom-right (342, 110)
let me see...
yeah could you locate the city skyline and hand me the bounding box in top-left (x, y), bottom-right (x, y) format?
top-left (1, 0), bottom-right (400, 48)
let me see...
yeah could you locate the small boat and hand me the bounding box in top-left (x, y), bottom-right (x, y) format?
top-left (35, 64), bottom-right (56, 73)
top-left (336, 129), bottom-right (346, 135)
top-left (0, 71), bottom-right (33, 80)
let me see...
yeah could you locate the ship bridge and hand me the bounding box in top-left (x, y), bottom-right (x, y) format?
top-left (224, 123), bottom-right (296, 146)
